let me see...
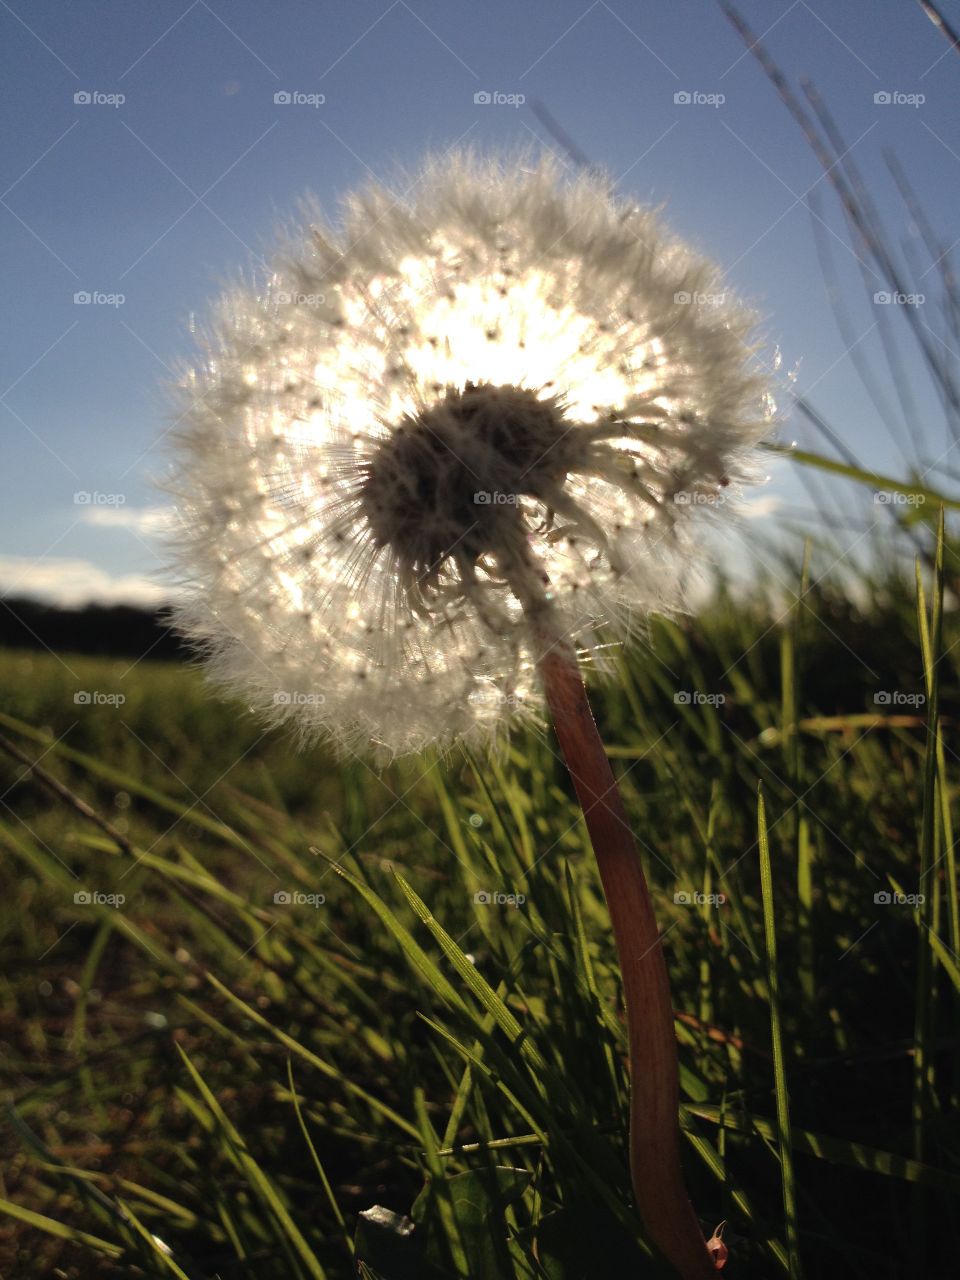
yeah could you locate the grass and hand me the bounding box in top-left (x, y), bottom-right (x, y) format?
top-left (1, 539), bottom-right (959, 1278)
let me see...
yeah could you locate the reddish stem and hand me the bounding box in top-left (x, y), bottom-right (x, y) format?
top-left (535, 631), bottom-right (717, 1278)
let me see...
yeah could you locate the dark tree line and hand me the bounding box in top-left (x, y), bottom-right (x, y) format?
top-left (0, 598), bottom-right (187, 660)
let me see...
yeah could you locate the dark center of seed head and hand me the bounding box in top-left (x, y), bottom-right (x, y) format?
top-left (359, 382), bottom-right (571, 577)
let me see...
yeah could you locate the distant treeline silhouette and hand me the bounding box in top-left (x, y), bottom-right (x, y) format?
top-left (0, 598), bottom-right (188, 660)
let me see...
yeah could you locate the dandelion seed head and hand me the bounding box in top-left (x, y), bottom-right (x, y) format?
top-left (167, 150), bottom-right (775, 757)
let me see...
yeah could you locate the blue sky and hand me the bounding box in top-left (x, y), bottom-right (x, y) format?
top-left (1, 0), bottom-right (957, 605)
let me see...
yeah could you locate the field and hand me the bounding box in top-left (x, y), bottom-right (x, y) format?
top-left (1, 547), bottom-right (958, 1279)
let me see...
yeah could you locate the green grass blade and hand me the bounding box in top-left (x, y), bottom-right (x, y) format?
top-left (758, 786), bottom-right (803, 1278)
top-left (0, 1195), bottom-right (123, 1258)
top-left (176, 1044), bottom-right (329, 1280)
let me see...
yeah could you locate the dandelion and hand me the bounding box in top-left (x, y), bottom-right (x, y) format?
top-left (167, 150), bottom-right (773, 1278)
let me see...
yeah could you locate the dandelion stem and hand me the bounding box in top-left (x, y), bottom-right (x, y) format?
top-left (529, 613), bottom-right (716, 1278)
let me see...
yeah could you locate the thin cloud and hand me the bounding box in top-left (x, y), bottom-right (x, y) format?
top-left (740, 494), bottom-right (782, 519)
top-left (0, 555), bottom-right (174, 608)
top-left (77, 504), bottom-right (175, 534)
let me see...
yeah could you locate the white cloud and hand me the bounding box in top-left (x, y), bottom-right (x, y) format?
top-left (77, 504), bottom-right (174, 535)
top-left (0, 555), bottom-right (175, 608)
top-left (739, 494), bottom-right (782, 519)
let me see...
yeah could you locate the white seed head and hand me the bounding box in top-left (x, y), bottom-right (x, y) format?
top-left (166, 150), bottom-right (775, 758)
